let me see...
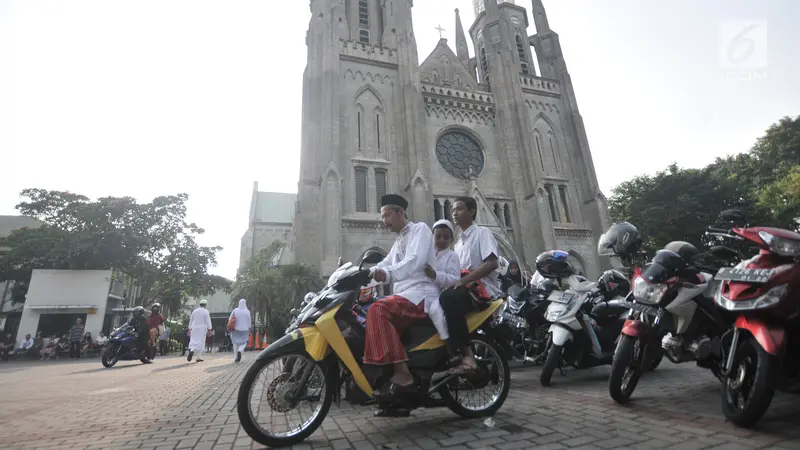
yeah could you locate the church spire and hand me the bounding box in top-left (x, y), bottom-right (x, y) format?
top-left (454, 8), bottom-right (470, 62)
top-left (483, 0), bottom-right (499, 17)
top-left (531, 0), bottom-right (551, 34)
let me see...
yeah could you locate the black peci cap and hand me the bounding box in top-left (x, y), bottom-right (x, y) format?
top-left (381, 194), bottom-right (408, 210)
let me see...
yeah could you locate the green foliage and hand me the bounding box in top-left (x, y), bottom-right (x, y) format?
top-left (0, 190), bottom-right (228, 316)
top-left (609, 115), bottom-right (800, 252)
top-left (230, 241), bottom-right (322, 340)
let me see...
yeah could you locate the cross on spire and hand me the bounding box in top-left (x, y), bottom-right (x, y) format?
top-left (435, 24), bottom-right (446, 39)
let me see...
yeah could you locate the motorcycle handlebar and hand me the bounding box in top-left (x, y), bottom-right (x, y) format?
top-left (707, 227), bottom-right (730, 234)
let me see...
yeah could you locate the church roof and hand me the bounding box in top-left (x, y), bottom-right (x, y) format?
top-left (419, 38), bottom-right (477, 86)
top-left (254, 192), bottom-right (296, 224)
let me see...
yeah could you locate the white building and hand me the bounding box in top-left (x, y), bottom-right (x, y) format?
top-left (15, 269), bottom-right (141, 343)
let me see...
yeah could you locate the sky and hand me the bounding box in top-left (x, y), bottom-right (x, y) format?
top-left (1, 0), bottom-right (798, 280)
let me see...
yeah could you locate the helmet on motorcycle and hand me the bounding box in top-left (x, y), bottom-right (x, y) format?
top-left (151, 303), bottom-right (161, 313)
top-left (598, 222), bottom-right (642, 258)
top-left (598, 269), bottom-right (631, 298)
top-left (663, 241), bottom-right (699, 263)
top-left (132, 306), bottom-right (146, 318)
top-left (535, 250), bottom-right (574, 279)
top-left (642, 249), bottom-right (687, 284)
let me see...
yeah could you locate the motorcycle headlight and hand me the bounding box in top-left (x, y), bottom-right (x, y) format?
top-left (715, 284), bottom-right (788, 311)
top-left (758, 231), bottom-right (800, 257)
top-left (633, 276), bottom-right (668, 305)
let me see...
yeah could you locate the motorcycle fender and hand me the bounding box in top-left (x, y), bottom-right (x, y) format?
top-left (621, 319), bottom-right (649, 338)
top-left (255, 326), bottom-right (331, 362)
top-left (550, 324), bottom-right (573, 346)
top-left (735, 315), bottom-right (785, 356)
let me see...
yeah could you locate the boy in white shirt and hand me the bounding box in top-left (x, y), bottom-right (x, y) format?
top-left (423, 219), bottom-right (461, 340)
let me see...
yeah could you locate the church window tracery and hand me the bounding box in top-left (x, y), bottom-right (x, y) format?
top-left (544, 185), bottom-right (558, 222)
top-left (376, 114), bottom-right (381, 150)
top-left (479, 47), bottom-right (490, 86)
top-left (354, 167), bottom-right (368, 212)
top-left (534, 134), bottom-right (545, 170)
top-left (435, 131), bottom-right (485, 180)
top-left (503, 204), bottom-right (513, 230)
top-left (548, 133), bottom-right (559, 172)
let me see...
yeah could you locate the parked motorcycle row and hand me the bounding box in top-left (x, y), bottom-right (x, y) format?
top-left (235, 209), bottom-right (800, 448)
top-left (490, 209), bottom-right (800, 430)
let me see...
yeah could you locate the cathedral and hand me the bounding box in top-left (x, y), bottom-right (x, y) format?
top-left (242, 0), bottom-right (611, 279)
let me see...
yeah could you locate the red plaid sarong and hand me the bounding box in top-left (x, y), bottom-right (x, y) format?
top-left (363, 295), bottom-right (426, 365)
top-left (460, 269), bottom-right (492, 309)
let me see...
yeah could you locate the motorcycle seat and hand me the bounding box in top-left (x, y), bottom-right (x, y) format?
top-left (401, 318), bottom-right (438, 349)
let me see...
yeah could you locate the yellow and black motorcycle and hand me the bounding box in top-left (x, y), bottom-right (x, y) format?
top-left (237, 250), bottom-right (511, 448)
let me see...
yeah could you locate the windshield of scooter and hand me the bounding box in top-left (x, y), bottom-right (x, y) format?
top-left (327, 262), bottom-right (353, 287)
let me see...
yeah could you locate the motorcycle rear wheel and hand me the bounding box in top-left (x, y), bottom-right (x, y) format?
top-left (608, 335), bottom-right (643, 404)
top-left (721, 337), bottom-right (777, 428)
top-left (237, 352), bottom-right (333, 448)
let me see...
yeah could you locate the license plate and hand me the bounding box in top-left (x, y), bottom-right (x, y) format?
top-left (715, 267), bottom-right (775, 283)
top-left (548, 291), bottom-right (575, 304)
top-left (620, 301), bottom-right (659, 316)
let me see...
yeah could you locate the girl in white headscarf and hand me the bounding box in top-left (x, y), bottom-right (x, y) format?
top-left (228, 299), bottom-right (252, 363)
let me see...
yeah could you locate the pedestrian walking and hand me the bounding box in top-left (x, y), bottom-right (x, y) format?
top-left (187, 299), bottom-right (212, 362)
top-left (228, 299), bottom-right (251, 363)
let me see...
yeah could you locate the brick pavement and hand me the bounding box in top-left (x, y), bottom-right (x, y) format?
top-left (0, 353), bottom-right (798, 449)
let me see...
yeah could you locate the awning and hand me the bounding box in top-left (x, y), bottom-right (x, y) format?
top-left (27, 305), bottom-right (98, 310)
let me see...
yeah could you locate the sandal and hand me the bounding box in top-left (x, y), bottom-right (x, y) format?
top-left (447, 360), bottom-right (477, 375)
top-left (445, 354), bottom-right (463, 369)
top-left (374, 381), bottom-right (418, 400)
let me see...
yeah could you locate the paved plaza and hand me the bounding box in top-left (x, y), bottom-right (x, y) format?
top-left (1, 353), bottom-right (799, 450)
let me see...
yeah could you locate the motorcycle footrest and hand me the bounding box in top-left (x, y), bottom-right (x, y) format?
top-left (374, 407), bottom-right (411, 418)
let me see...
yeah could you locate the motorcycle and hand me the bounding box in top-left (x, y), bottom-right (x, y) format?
top-left (101, 323), bottom-right (155, 368)
top-left (236, 250), bottom-right (511, 448)
top-left (709, 209), bottom-right (800, 428)
top-left (539, 270), bottom-right (632, 386)
top-left (490, 282), bottom-right (553, 364)
top-left (608, 242), bottom-right (738, 404)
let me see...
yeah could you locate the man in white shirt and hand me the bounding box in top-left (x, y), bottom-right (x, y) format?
top-left (440, 196), bottom-right (501, 374)
top-left (364, 194), bottom-right (440, 399)
top-left (15, 334), bottom-right (34, 355)
top-left (187, 299), bottom-right (213, 362)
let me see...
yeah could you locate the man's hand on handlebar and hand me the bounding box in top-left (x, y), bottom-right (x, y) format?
top-left (371, 269), bottom-right (387, 283)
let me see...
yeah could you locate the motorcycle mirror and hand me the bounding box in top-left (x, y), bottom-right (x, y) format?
top-left (360, 250), bottom-right (384, 265)
top-left (337, 256), bottom-right (344, 267)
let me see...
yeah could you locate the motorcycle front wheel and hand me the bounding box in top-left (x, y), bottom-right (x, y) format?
top-left (237, 352), bottom-right (333, 448)
top-left (539, 338), bottom-right (562, 386)
top-left (721, 337), bottom-right (777, 428)
top-left (101, 345), bottom-right (118, 368)
top-left (608, 335), bottom-right (644, 404)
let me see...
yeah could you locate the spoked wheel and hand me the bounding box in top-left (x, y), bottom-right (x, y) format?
top-left (540, 335), bottom-right (564, 387)
top-left (439, 335), bottom-right (510, 418)
top-left (721, 338), bottom-right (777, 428)
top-left (237, 353), bottom-right (332, 448)
top-left (608, 335), bottom-right (644, 404)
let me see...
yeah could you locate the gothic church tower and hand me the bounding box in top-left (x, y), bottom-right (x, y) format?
top-left (293, 0), bottom-right (610, 278)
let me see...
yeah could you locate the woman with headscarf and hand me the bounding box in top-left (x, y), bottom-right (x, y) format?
top-left (228, 299), bottom-right (252, 363)
top-left (500, 260), bottom-right (523, 293)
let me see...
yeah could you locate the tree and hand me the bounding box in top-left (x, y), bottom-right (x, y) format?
top-left (230, 241), bottom-right (322, 339)
top-left (609, 115), bottom-right (800, 252)
top-left (0, 189), bottom-right (228, 315)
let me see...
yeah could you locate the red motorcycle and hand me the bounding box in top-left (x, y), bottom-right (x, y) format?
top-left (710, 209), bottom-right (800, 428)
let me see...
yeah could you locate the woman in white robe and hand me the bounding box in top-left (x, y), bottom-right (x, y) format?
top-left (229, 299), bottom-right (252, 363)
top-left (188, 299), bottom-right (213, 362)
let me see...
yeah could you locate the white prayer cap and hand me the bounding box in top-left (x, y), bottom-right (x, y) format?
top-left (199, 299), bottom-right (208, 306)
top-left (432, 219), bottom-right (454, 235)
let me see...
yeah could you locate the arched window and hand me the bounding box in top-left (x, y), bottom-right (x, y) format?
top-left (493, 203), bottom-right (503, 227)
top-left (548, 132), bottom-right (559, 173)
top-left (503, 204), bottom-right (513, 230)
top-left (479, 47), bottom-right (490, 86)
top-left (516, 35), bottom-right (529, 75)
top-left (358, 0), bottom-right (370, 43)
top-left (544, 185), bottom-right (558, 222)
top-left (433, 199), bottom-right (442, 221)
top-left (354, 167), bottom-right (368, 212)
top-left (443, 200), bottom-right (453, 222)
top-left (558, 185), bottom-right (572, 223)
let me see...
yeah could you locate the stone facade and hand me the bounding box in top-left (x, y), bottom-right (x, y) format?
top-left (249, 0), bottom-right (611, 279)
